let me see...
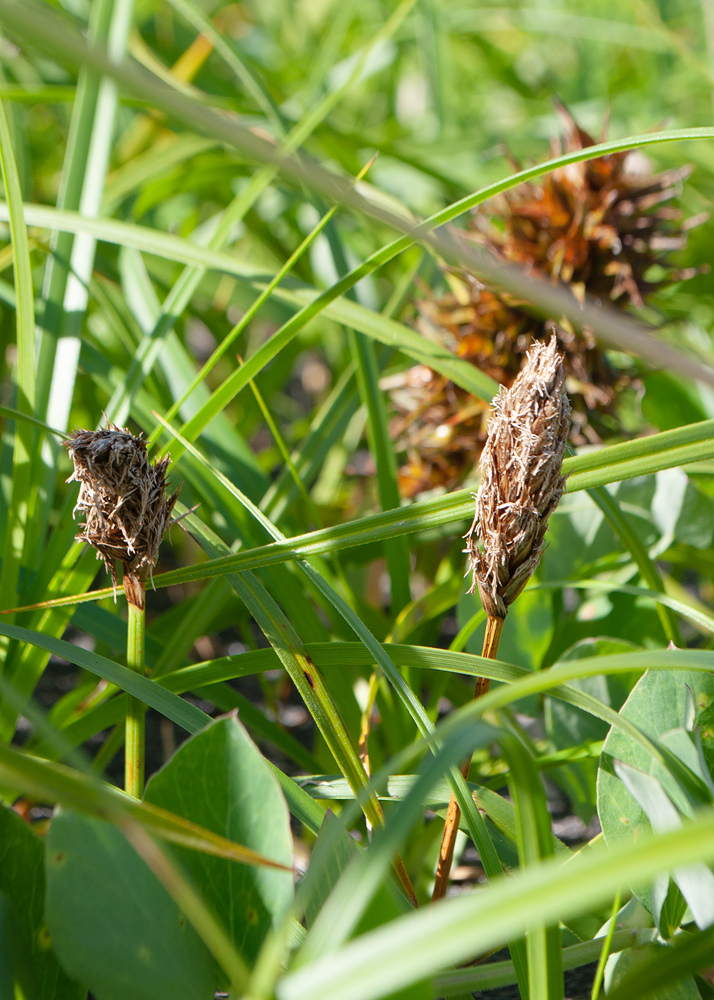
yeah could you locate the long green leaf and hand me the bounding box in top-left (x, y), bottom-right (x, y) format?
top-left (30, 0), bottom-right (133, 589)
top-left (171, 509), bottom-right (385, 834)
top-left (0, 745), bottom-right (289, 871)
top-left (22, 420), bottom-right (714, 607)
top-left (147, 162), bottom-right (376, 450)
top-left (153, 418), bottom-right (510, 902)
top-left (55, 639), bottom-right (644, 757)
top-left (0, 621), bottom-right (209, 733)
top-left (443, 649), bottom-right (714, 738)
top-left (0, 89), bottom-right (35, 617)
top-left (433, 930), bottom-right (634, 998)
top-left (501, 724), bottom-right (563, 1000)
top-left (11, 415), bottom-right (714, 613)
top-left (5, 200), bottom-right (496, 402)
top-left (296, 723), bottom-right (495, 962)
top-left (106, 0), bottom-right (417, 425)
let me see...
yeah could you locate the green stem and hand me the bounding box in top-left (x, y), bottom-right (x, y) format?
top-left (591, 889), bottom-right (621, 1000)
top-left (125, 577), bottom-right (146, 797)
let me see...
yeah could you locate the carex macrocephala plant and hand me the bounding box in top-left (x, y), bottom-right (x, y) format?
top-left (65, 425), bottom-right (179, 796)
top-left (433, 334), bottom-right (571, 901)
top-left (393, 104), bottom-right (703, 497)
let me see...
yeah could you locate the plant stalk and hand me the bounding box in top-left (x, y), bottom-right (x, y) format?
top-left (124, 574), bottom-right (146, 798)
top-left (431, 613), bottom-right (504, 902)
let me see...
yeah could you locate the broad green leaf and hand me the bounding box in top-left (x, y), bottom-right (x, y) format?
top-left (606, 926), bottom-right (714, 1000)
top-left (589, 485), bottom-right (680, 645)
top-left (605, 942), bottom-right (701, 1000)
top-left (545, 638), bottom-right (640, 823)
top-left (597, 667), bottom-right (714, 914)
top-left (613, 760), bottom-right (714, 932)
top-left (144, 716), bottom-right (293, 967)
top-left (197, 681), bottom-right (320, 772)
top-left (45, 809), bottom-right (215, 1000)
top-left (266, 761), bottom-right (327, 836)
top-left (642, 372), bottom-right (708, 433)
top-left (0, 804), bottom-right (84, 1000)
top-left (674, 480), bottom-right (714, 550)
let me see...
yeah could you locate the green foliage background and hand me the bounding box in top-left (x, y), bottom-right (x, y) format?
top-left (2, 1), bottom-right (714, 999)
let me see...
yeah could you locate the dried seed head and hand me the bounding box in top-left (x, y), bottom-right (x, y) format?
top-left (392, 105), bottom-right (704, 497)
top-left (65, 425), bottom-right (179, 605)
top-left (467, 334), bottom-right (571, 619)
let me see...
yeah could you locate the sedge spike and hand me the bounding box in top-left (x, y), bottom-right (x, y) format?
top-left (65, 425), bottom-right (179, 605)
top-left (433, 333), bottom-right (571, 903)
top-left (467, 332), bottom-right (571, 620)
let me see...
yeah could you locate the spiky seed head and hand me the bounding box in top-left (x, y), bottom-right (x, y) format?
top-left (467, 334), bottom-right (571, 619)
top-left (391, 105), bottom-right (704, 497)
top-left (64, 425), bottom-right (179, 606)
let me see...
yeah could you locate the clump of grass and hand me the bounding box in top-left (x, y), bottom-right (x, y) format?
top-left (65, 425), bottom-right (179, 795)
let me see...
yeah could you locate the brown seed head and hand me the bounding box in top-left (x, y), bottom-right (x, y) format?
top-left (65, 425), bottom-right (179, 604)
top-left (467, 334), bottom-right (571, 619)
top-left (392, 105), bottom-right (704, 497)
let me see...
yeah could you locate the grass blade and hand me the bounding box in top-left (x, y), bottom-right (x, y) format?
top-left (501, 723), bottom-right (563, 1000)
top-left (11, 417), bottom-right (714, 612)
top-left (0, 745), bottom-right (290, 871)
top-left (276, 811), bottom-right (714, 1000)
top-left (3, 0), bottom-right (714, 384)
top-left (0, 90), bottom-right (35, 618)
top-left (589, 485), bottom-right (680, 645)
top-left (0, 621), bottom-right (209, 733)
